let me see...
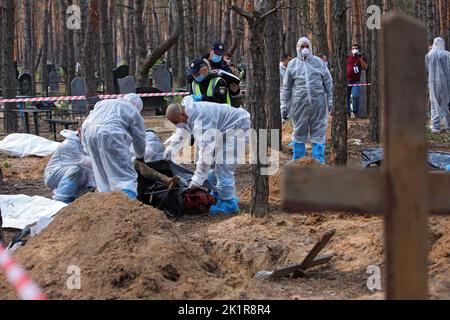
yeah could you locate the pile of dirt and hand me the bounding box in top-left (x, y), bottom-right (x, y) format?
top-left (0, 192), bottom-right (231, 300)
top-left (241, 157), bottom-right (324, 204)
top-left (1, 155), bottom-right (51, 181)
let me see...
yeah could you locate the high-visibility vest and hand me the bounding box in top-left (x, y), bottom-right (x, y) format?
top-left (192, 77), bottom-right (232, 106)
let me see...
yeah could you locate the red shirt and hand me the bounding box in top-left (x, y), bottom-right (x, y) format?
top-left (347, 55), bottom-right (365, 82)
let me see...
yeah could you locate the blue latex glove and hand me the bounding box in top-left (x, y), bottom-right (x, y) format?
top-left (192, 95), bottom-right (203, 102)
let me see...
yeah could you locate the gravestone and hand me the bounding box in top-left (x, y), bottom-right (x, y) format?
top-left (49, 71), bottom-right (59, 95)
top-left (153, 65), bottom-right (172, 93)
top-left (71, 77), bottom-right (87, 112)
top-left (113, 65), bottom-right (130, 94)
top-left (18, 73), bottom-right (33, 96)
top-left (118, 75), bottom-right (137, 94)
top-left (136, 86), bottom-right (167, 116)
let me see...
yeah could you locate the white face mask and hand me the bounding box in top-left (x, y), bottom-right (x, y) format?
top-left (301, 48), bottom-right (310, 58)
top-left (352, 49), bottom-right (359, 55)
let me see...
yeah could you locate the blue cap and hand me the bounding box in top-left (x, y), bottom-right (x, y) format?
top-left (212, 41), bottom-right (226, 55)
top-left (190, 58), bottom-right (207, 74)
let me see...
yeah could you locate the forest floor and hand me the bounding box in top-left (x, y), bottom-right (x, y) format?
top-left (0, 118), bottom-right (449, 300)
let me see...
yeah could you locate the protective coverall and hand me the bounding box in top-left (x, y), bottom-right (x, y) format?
top-left (281, 37), bottom-right (333, 164)
top-left (143, 130), bottom-right (165, 162)
top-left (165, 96), bottom-right (251, 215)
top-left (81, 93), bottom-right (146, 199)
top-left (44, 130), bottom-right (95, 203)
top-left (426, 37), bottom-right (450, 133)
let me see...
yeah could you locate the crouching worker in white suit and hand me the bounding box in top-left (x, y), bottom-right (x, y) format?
top-left (164, 96), bottom-right (251, 215)
top-left (44, 129), bottom-right (96, 203)
top-left (82, 93), bottom-right (147, 200)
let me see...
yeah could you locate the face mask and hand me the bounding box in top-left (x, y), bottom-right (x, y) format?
top-left (301, 48), bottom-right (310, 58)
top-left (194, 74), bottom-right (206, 82)
top-left (352, 49), bottom-right (359, 55)
top-left (224, 59), bottom-right (231, 65)
top-left (212, 54), bottom-right (223, 63)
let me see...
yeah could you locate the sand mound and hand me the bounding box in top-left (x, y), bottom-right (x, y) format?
top-left (2, 156), bottom-right (51, 180)
top-left (241, 157), bottom-right (324, 203)
top-left (0, 192), bottom-right (227, 300)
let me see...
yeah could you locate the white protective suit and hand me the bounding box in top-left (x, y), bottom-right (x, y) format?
top-left (143, 130), bottom-right (165, 162)
top-left (281, 37), bottom-right (333, 144)
top-left (81, 93), bottom-right (146, 194)
top-left (165, 96), bottom-right (251, 200)
top-left (426, 37), bottom-right (450, 132)
top-left (44, 130), bottom-right (95, 203)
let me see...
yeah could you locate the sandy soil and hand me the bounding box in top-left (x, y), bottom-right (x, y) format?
top-left (0, 118), bottom-right (449, 300)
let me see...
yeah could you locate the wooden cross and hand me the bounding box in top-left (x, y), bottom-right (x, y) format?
top-left (282, 13), bottom-right (450, 300)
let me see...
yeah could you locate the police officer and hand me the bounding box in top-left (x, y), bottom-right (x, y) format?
top-left (203, 41), bottom-right (240, 95)
top-left (189, 58), bottom-right (232, 105)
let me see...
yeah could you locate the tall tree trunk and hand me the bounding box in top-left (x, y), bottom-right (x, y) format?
top-left (313, 0), bottom-right (328, 57)
top-left (1, 0), bottom-right (18, 132)
top-left (285, 0), bottom-right (296, 55)
top-left (369, 0), bottom-right (381, 143)
top-left (331, 0), bottom-right (348, 165)
top-left (427, 0), bottom-right (435, 45)
top-left (127, 0), bottom-right (136, 76)
top-left (232, 1), bottom-right (277, 217)
top-left (118, 5), bottom-right (126, 64)
top-left (186, 0), bottom-right (196, 59)
top-left (169, 1), bottom-right (179, 85)
top-left (352, 0), bottom-right (362, 47)
top-left (83, 0), bottom-right (100, 98)
top-left (24, 0), bottom-right (33, 72)
top-left (177, 0), bottom-right (187, 88)
top-left (101, 0), bottom-right (115, 93)
top-left (41, 0), bottom-right (52, 96)
top-left (264, 0), bottom-right (282, 147)
top-left (60, 0), bottom-right (69, 94)
top-left (136, 0), bottom-right (183, 87)
top-left (223, 0), bottom-right (232, 47)
top-left (135, 0), bottom-right (147, 82)
top-left (326, 0), bottom-right (333, 55)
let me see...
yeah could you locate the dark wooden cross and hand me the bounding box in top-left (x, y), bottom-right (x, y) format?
top-left (283, 13), bottom-right (450, 300)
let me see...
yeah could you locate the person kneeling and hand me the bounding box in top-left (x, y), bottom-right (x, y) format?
top-left (44, 129), bottom-right (96, 203)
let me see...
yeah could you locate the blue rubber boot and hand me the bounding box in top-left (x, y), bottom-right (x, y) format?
top-left (292, 142), bottom-right (306, 161)
top-left (312, 143), bottom-right (326, 165)
top-left (209, 198), bottom-right (240, 215)
top-left (122, 189), bottom-right (137, 200)
top-left (446, 165), bottom-right (450, 172)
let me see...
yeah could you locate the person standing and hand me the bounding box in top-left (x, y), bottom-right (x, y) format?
top-left (346, 44), bottom-right (368, 117)
top-left (426, 37), bottom-right (450, 134)
top-left (281, 37), bottom-right (333, 164)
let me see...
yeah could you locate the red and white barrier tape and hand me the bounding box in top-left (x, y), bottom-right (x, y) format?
top-left (0, 92), bottom-right (190, 104)
top-left (348, 83), bottom-right (372, 87)
top-left (0, 244), bottom-right (47, 300)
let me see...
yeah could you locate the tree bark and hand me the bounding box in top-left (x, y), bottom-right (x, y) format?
top-left (136, 0), bottom-right (183, 87)
top-left (101, 0), bottom-right (115, 93)
top-left (330, 0), bottom-right (348, 165)
top-left (369, 0), bottom-right (381, 143)
top-left (186, 0), bottom-right (196, 58)
top-left (177, 0), bottom-right (187, 88)
top-left (313, 0), bottom-right (328, 57)
top-left (41, 0), bottom-right (51, 96)
top-left (326, 0), bottom-right (334, 55)
top-left (127, 0), bottom-right (136, 76)
top-left (1, 0), bottom-right (18, 132)
top-left (83, 0), bottom-right (100, 98)
top-left (24, 0), bottom-right (33, 72)
top-left (264, 0), bottom-right (282, 147)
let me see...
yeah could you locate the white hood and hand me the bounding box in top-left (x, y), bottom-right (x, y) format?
top-left (431, 37), bottom-right (445, 52)
top-left (296, 37), bottom-right (314, 60)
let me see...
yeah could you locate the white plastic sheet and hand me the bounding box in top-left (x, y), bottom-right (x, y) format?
top-left (0, 133), bottom-right (60, 158)
top-left (0, 195), bottom-right (67, 230)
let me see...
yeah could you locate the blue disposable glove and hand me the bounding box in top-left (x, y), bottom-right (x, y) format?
top-left (192, 95), bottom-right (203, 102)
